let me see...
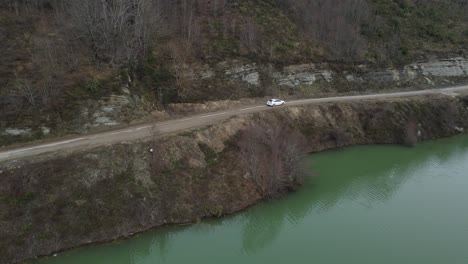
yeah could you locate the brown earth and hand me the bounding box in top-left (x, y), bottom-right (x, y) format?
top-left (1, 94), bottom-right (468, 264)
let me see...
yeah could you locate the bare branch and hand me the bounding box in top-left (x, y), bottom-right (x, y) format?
top-left (237, 123), bottom-right (308, 198)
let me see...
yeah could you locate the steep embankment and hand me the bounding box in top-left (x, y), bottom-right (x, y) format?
top-left (2, 0), bottom-right (468, 147)
top-left (1, 94), bottom-right (468, 264)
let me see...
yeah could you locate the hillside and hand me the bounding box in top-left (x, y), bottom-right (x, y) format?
top-left (2, 94), bottom-right (468, 264)
top-left (1, 0), bottom-right (468, 145)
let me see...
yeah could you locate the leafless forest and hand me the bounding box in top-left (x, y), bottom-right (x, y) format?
top-left (1, 0), bottom-right (467, 117)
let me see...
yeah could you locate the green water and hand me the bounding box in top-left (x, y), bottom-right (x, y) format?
top-left (35, 135), bottom-right (468, 264)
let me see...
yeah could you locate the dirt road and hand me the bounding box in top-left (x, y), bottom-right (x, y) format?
top-left (1, 85), bottom-right (468, 162)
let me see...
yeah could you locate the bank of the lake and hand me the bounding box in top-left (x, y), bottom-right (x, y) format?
top-left (33, 135), bottom-right (468, 264)
top-left (2, 95), bottom-right (468, 264)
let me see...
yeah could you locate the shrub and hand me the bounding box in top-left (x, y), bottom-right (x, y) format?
top-left (84, 79), bottom-right (100, 93)
top-left (236, 123), bottom-right (309, 198)
top-left (404, 118), bottom-right (418, 147)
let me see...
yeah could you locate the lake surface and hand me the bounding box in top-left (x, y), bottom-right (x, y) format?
top-left (35, 135), bottom-right (468, 264)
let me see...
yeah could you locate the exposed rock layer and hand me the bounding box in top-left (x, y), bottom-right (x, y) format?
top-left (3, 58), bottom-right (468, 146)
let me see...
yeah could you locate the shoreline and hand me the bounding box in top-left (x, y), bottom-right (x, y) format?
top-left (2, 94), bottom-right (468, 264)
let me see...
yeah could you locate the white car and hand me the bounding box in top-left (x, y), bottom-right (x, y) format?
top-left (266, 99), bottom-right (285, 107)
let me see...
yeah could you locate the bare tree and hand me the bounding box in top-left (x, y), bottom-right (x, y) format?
top-left (8, 78), bottom-right (37, 108)
top-left (149, 122), bottom-right (164, 175)
top-left (168, 41), bottom-right (194, 101)
top-left (240, 18), bottom-right (261, 54)
top-left (237, 124), bottom-right (265, 187)
top-left (31, 37), bottom-right (64, 106)
top-left (197, 0), bottom-right (227, 17)
top-left (404, 117), bottom-right (418, 147)
top-left (181, 0), bottom-right (196, 41)
top-left (212, 0), bottom-right (227, 17)
top-left (237, 124), bottom-right (308, 198)
top-left (284, 0), bottom-right (371, 61)
top-left (65, 0), bottom-right (164, 65)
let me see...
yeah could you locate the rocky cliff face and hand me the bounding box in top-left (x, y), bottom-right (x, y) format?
top-left (2, 58), bottom-right (468, 147)
top-left (0, 90), bottom-right (162, 146)
top-left (196, 57), bottom-right (468, 91)
top-left (1, 94), bottom-right (468, 264)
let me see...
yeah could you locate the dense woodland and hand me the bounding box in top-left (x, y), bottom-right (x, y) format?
top-left (1, 0), bottom-right (468, 121)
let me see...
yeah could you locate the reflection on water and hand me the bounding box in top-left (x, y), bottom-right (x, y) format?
top-left (35, 135), bottom-right (468, 264)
